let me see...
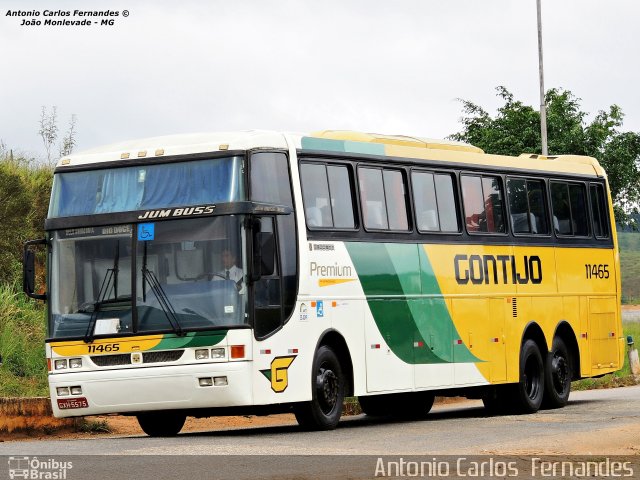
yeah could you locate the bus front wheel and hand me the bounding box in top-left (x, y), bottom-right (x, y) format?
top-left (542, 337), bottom-right (572, 408)
top-left (294, 345), bottom-right (345, 430)
top-left (137, 411), bottom-right (186, 437)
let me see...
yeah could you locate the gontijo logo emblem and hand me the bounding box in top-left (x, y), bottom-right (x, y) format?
top-left (260, 355), bottom-right (296, 393)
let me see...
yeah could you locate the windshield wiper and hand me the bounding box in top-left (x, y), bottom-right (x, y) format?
top-left (142, 267), bottom-right (184, 336)
top-left (83, 242), bottom-right (123, 343)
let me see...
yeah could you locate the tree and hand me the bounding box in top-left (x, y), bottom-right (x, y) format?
top-left (38, 107), bottom-right (78, 165)
top-left (59, 114), bottom-right (77, 158)
top-left (38, 106), bottom-right (58, 166)
top-left (450, 87), bottom-right (640, 225)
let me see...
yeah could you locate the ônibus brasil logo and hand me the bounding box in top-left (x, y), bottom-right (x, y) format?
top-left (8, 456), bottom-right (73, 479)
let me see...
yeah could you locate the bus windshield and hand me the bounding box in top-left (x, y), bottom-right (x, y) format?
top-left (48, 156), bottom-right (245, 218)
top-left (49, 216), bottom-right (248, 339)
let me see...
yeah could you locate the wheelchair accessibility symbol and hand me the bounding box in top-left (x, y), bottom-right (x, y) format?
top-left (137, 223), bottom-right (155, 241)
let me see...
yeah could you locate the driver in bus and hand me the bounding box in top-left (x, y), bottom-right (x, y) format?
top-left (218, 249), bottom-right (244, 293)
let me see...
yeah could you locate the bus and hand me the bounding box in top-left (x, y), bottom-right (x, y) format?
top-left (23, 130), bottom-right (623, 436)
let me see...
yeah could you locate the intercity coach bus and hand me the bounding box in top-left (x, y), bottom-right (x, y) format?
top-left (24, 130), bottom-right (623, 436)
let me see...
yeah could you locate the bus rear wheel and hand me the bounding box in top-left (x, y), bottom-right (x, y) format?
top-left (511, 339), bottom-right (545, 414)
top-left (137, 411), bottom-right (186, 437)
top-left (294, 345), bottom-right (345, 430)
top-left (542, 337), bottom-right (572, 409)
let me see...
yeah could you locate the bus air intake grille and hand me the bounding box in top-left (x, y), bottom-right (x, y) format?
top-left (90, 354), bottom-right (132, 367)
top-left (142, 350), bottom-right (184, 363)
top-left (512, 298), bottom-right (518, 317)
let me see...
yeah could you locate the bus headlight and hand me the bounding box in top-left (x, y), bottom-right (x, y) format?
top-left (54, 359), bottom-right (68, 370)
top-left (210, 348), bottom-right (225, 359)
top-left (195, 349), bottom-right (209, 360)
top-left (56, 387), bottom-right (70, 396)
top-left (69, 358), bottom-right (83, 369)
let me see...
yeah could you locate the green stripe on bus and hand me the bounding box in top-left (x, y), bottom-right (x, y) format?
top-left (152, 331), bottom-right (228, 350)
top-left (345, 242), bottom-right (479, 364)
top-left (301, 137), bottom-right (346, 152)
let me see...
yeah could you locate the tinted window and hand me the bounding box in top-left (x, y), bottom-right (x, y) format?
top-left (590, 184), bottom-right (609, 238)
top-left (551, 181), bottom-right (589, 237)
top-left (383, 170), bottom-right (409, 231)
top-left (461, 174), bottom-right (505, 233)
top-left (435, 174), bottom-right (459, 232)
top-left (412, 172), bottom-right (439, 231)
top-left (300, 163), bottom-right (355, 229)
top-left (300, 163), bottom-right (332, 228)
top-left (507, 178), bottom-right (549, 235)
top-left (527, 180), bottom-right (550, 234)
top-left (507, 178), bottom-right (529, 233)
top-left (359, 168), bottom-right (389, 230)
top-left (569, 184), bottom-right (589, 236)
top-left (551, 182), bottom-right (571, 235)
top-left (327, 166), bottom-right (355, 228)
top-left (412, 171), bottom-right (459, 233)
top-left (250, 152), bottom-right (296, 334)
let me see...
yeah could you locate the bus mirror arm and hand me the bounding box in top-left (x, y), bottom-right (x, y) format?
top-left (23, 238), bottom-right (48, 301)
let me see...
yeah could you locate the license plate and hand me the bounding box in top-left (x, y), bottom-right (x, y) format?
top-left (57, 397), bottom-right (89, 409)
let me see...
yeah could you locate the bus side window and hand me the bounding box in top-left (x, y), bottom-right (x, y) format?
top-left (300, 162), bottom-right (356, 229)
top-left (300, 163), bottom-right (333, 228)
top-left (590, 184), bottom-right (610, 239)
top-left (461, 174), bottom-right (505, 234)
top-left (412, 171), bottom-right (459, 233)
top-left (569, 184), bottom-right (589, 236)
top-left (359, 167), bottom-right (389, 230)
top-left (551, 182), bottom-right (571, 235)
top-left (507, 178), bottom-right (549, 235)
top-left (358, 167), bottom-right (409, 231)
top-left (551, 181), bottom-right (589, 237)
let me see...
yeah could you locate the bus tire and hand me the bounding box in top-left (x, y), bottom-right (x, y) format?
top-left (542, 337), bottom-right (572, 409)
top-left (136, 411), bottom-right (186, 437)
top-left (294, 345), bottom-right (345, 430)
top-left (511, 339), bottom-right (545, 414)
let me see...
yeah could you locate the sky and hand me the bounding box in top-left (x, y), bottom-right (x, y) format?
top-left (1, 0), bottom-right (639, 160)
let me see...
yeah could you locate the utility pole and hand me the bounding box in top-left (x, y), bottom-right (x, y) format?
top-left (537, 0), bottom-right (548, 155)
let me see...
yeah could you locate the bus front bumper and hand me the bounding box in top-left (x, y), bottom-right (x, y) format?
top-left (48, 362), bottom-right (253, 418)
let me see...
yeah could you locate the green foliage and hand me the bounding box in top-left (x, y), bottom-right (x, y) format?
top-left (0, 284), bottom-right (48, 397)
top-left (450, 87), bottom-right (640, 225)
top-left (619, 232), bottom-right (640, 304)
top-left (0, 151), bottom-right (52, 285)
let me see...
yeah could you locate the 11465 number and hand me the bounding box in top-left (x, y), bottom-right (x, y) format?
top-left (585, 264), bottom-right (609, 279)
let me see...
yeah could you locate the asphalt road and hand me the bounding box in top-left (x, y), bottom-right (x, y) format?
top-left (1, 386), bottom-right (640, 480)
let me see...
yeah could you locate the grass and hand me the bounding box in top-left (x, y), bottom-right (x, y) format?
top-left (73, 418), bottom-right (112, 434)
top-left (619, 232), bottom-right (640, 304)
top-left (0, 284), bottom-right (48, 397)
top-left (572, 321), bottom-right (640, 390)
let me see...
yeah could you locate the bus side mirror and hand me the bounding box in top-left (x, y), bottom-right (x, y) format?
top-left (23, 239), bottom-right (47, 301)
top-left (251, 231), bottom-right (275, 281)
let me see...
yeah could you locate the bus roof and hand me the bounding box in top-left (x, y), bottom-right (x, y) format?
top-left (57, 129), bottom-right (605, 177)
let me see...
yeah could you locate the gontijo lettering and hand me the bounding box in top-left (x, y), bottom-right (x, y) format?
top-left (454, 254), bottom-right (542, 285)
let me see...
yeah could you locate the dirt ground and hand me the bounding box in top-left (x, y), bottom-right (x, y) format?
top-left (2, 395), bottom-right (640, 455)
